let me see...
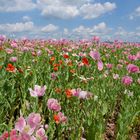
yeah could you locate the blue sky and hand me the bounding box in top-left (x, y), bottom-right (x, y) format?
top-left (0, 0), bottom-right (140, 41)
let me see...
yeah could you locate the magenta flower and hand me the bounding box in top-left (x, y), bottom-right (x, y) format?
top-left (5, 48), bottom-right (13, 54)
top-left (27, 113), bottom-right (41, 129)
top-left (106, 63), bottom-right (113, 69)
top-left (51, 73), bottom-right (57, 80)
top-left (10, 57), bottom-right (18, 62)
top-left (11, 41), bottom-right (18, 48)
top-left (15, 116), bottom-right (34, 136)
top-left (127, 64), bottom-right (139, 73)
top-left (122, 76), bottom-right (133, 86)
top-left (71, 88), bottom-right (81, 97)
top-left (78, 91), bottom-right (92, 99)
top-left (97, 60), bottom-right (103, 71)
top-left (29, 85), bottom-right (46, 97)
top-left (89, 50), bottom-right (100, 61)
top-left (36, 128), bottom-right (48, 140)
top-left (128, 55), bottom-right (137, 61)
top-left (57, 112), bottom-right (67, 123)
top-left (47, 98), bottom-right (61, 112)
top-left (71, 89), bottom-right (92, 99)
top-left (113, 74), bottom-right (119, 79)
top-left (0, 35), bottom-right (6, 42)
top-left (14, 113), bottom-right (48, 140)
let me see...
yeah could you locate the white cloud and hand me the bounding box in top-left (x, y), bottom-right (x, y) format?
top-left (37, 0), bottom-right (116, 19)
top-left (41, 24), bottom-right (59, 32)
top-left (72, 22), bottom-right (112, 39)
top-left (64, 28), bottom-right (69, 35)
top-left (41, 5), bottom-right (79, 19)
top-left (129, 6), bottom-right (140, 20)
top-left (73, 22), bottom-right (109, 33)
top-left (0, 0), bottom-right (36, 12)
top-left (22, 16), bottom-right (31, 22)
top-left (0, 22), bottom-right (34, 32)
top-left (80, 2), bottom-right (116, 19)
top-left (114, 26), bottom-right (140, 41)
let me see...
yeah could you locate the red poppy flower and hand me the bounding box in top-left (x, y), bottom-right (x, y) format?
top-left (6, 63), bottom-right (16, 72)
top-left (63, 54), bottom-right (69, 59)
top-left (54, 67), bottom-right (58, 71)
top-left (65, 89), bottom-right (72, 98)
top-left (50, 56), bottom-right (55, 61)
top-left (53, 114), bottom-right (60, 124)
top-left (82, 57), bottom-right (89, 65)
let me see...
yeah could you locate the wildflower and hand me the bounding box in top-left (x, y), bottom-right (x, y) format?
top-left (5, 48), bottom-right (13, 54)
top-left (10, 57), bottom-right (17, 62)
top-left (113, 74), bottom-right (119, 79)
top-left (1, 131), bottom-right (9, 139)
top-left (89, 50), bottom-right (100, 61)
top-left (127, 64), bottom-right (139, 73)
top-left (53, 67), bottom-right (58, 71)
top-left (50, 56), bottom-right (55, 61)
top-left (97, 60), bottom-right (103, 71)
top-left (36, 128), bottom-right (48, 140)
top-left (53, 112), bottom-right (67, 124)
top-left (63, 54), bottom-right (69, 59)
top-left (82, 57), bottom-right (89, 65)
top-left (78, 91), bottom-right (92, 99)
top-left (51, 72), bottom-right (57, 80)
top-left (106, 63), bottom-right (113, 69)
top-left (47, 98), bottom-right (61, 112)
top-left (29, 85), bottom-right (46, 97)
top-left (27, 113), bottom-right (41, 129)
top-left (53, 114), bottom-right (60, 124)
top-left (65, 89), bottom-right (72, 98)
top-left (6, 63), bottom-right (16, 73)
top-left (71, 88), bottom-right (92, 99)
top-left (128, 55), bottom-right (137, 61)
top-left (122, 76), bottom-right (133, 86)
top-left (14, 113), bottom-right (47, 140)
top-left (15, 116), bottom-right (34, 136)
top-left (37, 50), bottom-right (42, 56)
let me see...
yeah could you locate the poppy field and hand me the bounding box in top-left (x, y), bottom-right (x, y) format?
top-left (0, 35), bottom-right (140, 140)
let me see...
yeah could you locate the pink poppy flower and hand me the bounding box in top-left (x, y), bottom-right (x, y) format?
top-left (27, 113), bottom-right (41, 129)
top-left (122, 76), bottom-right (133, 86)
top-left (10, 57), bottom-right (18, 62)
top-left (29, 85), bottom-right (46, 97)
top-left (89, 50), bottom-right (100, 61)
top-left (47, 98), bottom-right (61, 112)
top-left (36, 128), bottom-right (48, 140)
top-left (106, 63), bottom-right (113, 69)
top-left (127, 64), bottom-right (139, 73)
top-left (97, 60), bottom-right (103, 71)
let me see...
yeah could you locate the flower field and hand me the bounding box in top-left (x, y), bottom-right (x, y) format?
top-left (0, 35), bottom-right (140, 140)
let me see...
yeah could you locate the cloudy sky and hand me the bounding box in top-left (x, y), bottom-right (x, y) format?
top-left (0, 0), bottom-right (140, 41)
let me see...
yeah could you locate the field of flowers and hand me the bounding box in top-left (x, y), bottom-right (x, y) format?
top-left (0, 35), bottom-right (140, 140)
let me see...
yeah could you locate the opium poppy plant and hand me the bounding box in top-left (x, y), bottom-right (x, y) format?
top-left (6, 63), bottom-right (16, 73)
top-left (63, 54), bottom-right (69, 59)
top-left (82, 57), bottom-right (89, 65)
